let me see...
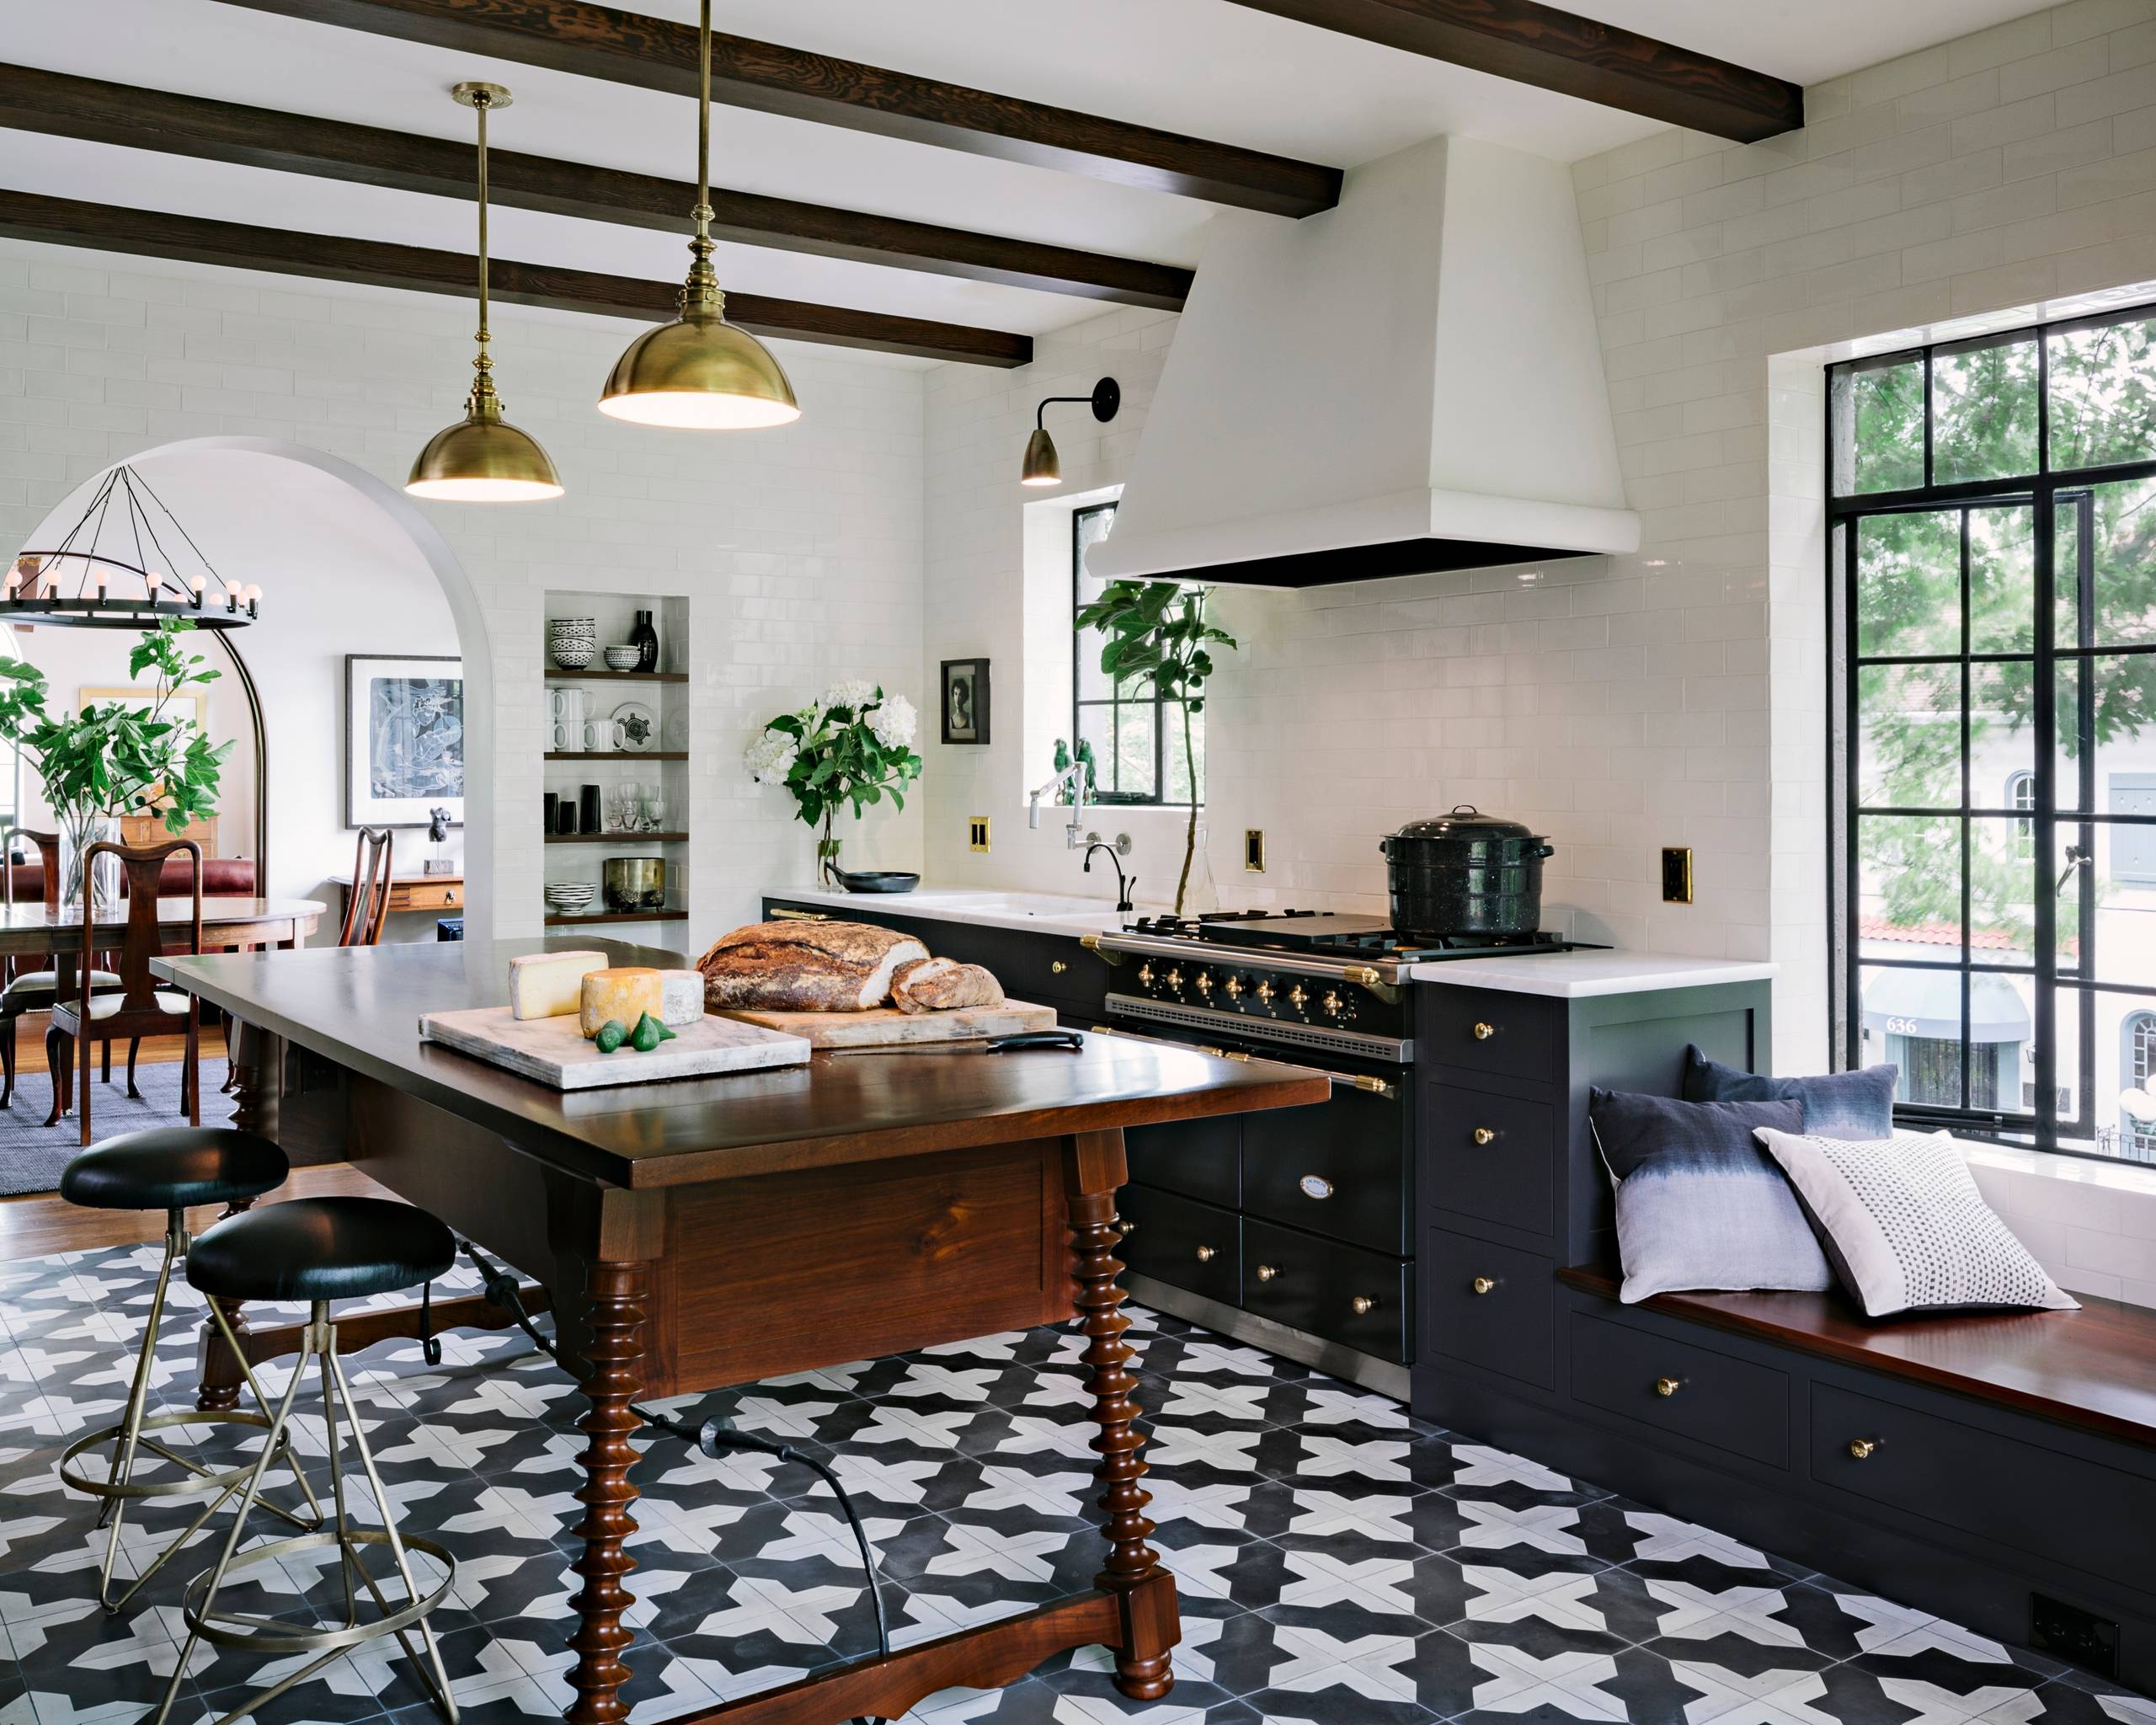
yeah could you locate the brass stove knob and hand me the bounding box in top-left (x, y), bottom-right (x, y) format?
top-left (1194, 971), bottom-right (1214, 996)
top-left (1255, 980), bottom-right (1275, 1005)
top-left (1166, 968), bottom-right (1184, 991)
top-left (1288, 984), bottom-right (1308, 1009)
top-left (1321, 990), bottom-right (1342, 1017)
top-left (1136, 963), bottom-right (1154, 985)
top-left (1224, 976), bottom-right (1243, 1001)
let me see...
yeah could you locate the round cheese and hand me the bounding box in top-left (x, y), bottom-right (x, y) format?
top-left (579, 967), bottom-right (664, 1039)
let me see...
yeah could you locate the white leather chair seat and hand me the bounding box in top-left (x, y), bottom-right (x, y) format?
top-left (85, 991), bottom-right (189, 1021)
top-left (3, 969), bottom-right (124, 1003)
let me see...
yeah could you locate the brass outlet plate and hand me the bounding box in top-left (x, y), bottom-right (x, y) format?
top-left (1662, 846), bottom-right (1694, 905)
top-left (1245, 829), bottom-right (1266, 873)
top-left (968, 816), bottom-right (990, 852)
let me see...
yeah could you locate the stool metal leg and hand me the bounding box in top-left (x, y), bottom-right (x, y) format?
top-left (58, 1212), bottom-right (323, 1613)
top-left (156, 1305), bottom-right (459, 1725)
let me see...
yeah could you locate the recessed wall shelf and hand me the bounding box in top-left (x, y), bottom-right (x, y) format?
top-left (542, 908), bottom-right (689, 928)
top-left (545, 750), bottom-right (690, 761)
top-left (544, 669), bottom-right (687, 683)
top-left (545, 832), bottom-right (688, 845)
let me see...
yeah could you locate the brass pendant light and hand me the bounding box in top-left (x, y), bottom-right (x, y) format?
top-left (597, 0), bottom-right (800, 430)
top-left (407, 83), bottom-right (565, 502)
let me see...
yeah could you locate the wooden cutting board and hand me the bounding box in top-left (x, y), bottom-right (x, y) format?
top-left (419, 1007), bottom-right (810, 1090)
top-left (712, 998), bottom-right (1058, 1049)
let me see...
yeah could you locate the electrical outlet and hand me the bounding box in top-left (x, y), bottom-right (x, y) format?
top-left (968, 815), bottom-right (990, 853)
top-left (2031, 1594), bottom-right (2118, 1678)
top-left (1662, 846), bottom-right (1694, 905)
top-left (1245, 829), bottom-right (1266, 873)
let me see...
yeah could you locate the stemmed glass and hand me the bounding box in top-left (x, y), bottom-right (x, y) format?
top-left (643, 787), bottom-right (667, 832)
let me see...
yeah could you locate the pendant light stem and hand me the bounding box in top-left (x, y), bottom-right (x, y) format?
top-left (681, 0), bottom-right (723, 322)
top-left (468, 87), bottom-right (500, 423)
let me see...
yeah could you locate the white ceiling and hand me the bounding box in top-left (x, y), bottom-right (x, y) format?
top-left (0, 0), bottom-right (2054, 344)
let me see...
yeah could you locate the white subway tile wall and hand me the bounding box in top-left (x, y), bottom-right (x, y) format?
top-left (0, 250), bottom-right (927, 948)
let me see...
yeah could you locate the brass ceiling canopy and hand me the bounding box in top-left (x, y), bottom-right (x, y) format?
top-left (407, 82), bottom-right (565, 503)
top-left (597, 0), bottom-right (800, 430)
top-left (1020, 377), bottom-right (1119, 488)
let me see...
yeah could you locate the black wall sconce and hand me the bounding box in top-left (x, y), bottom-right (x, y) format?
top-left (1021, 377), bottom-right (1120, 488)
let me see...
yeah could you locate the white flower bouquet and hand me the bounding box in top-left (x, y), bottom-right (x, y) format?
top-left (744, 681), bottom-right (922, 884)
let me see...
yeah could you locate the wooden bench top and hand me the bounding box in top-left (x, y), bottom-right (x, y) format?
top-left (1559, 1266), bottom-right (2156, 1451)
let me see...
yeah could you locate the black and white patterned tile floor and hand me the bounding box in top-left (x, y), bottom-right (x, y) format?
top-left (1, 1242), bottom-right (2152, 1725)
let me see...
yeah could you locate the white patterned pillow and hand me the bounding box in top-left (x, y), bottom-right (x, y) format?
top-left (1753, 1128), bottom-right (2078, 1318)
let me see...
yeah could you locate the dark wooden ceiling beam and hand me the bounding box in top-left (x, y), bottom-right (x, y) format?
top-left (0, 190), bottom-right (1033, 366)
top-left (211, 0), bottom-right (1342, 216)
top-left (1225, 0), bottom-right (1802, 143)
top-left (0, 63), bottom-right (1189, 310)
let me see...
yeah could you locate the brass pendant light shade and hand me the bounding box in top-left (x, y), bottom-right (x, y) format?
top-left (1020, 427), bottom-right (1060, 486)
top-left (598, 0), bottom-right (799, 430)
top-left (1019, 377), bottom-right (1118, 489)
top-left (407, 83), bottom-right (563, 503)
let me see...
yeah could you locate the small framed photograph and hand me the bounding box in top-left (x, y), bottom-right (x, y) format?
top-left (345, 654), bottom-right (465, 828)
top-left (941, 658), bottom-right (990, 745)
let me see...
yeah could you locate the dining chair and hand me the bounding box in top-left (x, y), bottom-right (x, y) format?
top-left (51, 838), bottom-right (205, 1147)
top-left (0, 826), bottom-right (120, 1110)
top-left (339, 825), bottom-right (395, 948)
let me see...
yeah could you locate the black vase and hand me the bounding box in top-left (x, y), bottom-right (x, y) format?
top-left (555, 799), bottom-right (578, 836)
top-left (579, 784), bottom-right (603, 835)
top-left (543, 791), bottom-right (558, 832)
top-left (632, 608), bottom-right (659, 673)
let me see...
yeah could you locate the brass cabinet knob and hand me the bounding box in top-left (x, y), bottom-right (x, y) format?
top-left (1470, 1275), bottom-right (1496, 1295)
top-left (1849, 1437), bottom-right (1879, 1461)
top-left (1655, 1376), bottom-right (1681, 1397)
top-left (1257, 1263), bottom-right (1280, 1283)
top-left (1051, 959), bottom-right (1069, 975)
top-left (1117, 1220), bottom-right (1136, 1237)
top-left (1195, 1245), bottom-right (1216, 1263)
top-left (1472, 1127), bottom-right (1497, 1146)
top-left (1472, 1021), bottom-right (1495, 1040)
top-left (1350, 1295), bottom-right (1376, 1316)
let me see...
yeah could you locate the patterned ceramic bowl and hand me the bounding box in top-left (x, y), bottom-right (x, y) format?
top-left (547, 618), bottom-right (597, 670)
top-left (603, 645), bottom-right (642, 671)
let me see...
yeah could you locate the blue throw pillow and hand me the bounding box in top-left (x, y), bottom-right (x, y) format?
top-left (1588, 1089), bottom-right (1826, 1304)
top-left (1682, 1047), bottom-right (1897, 1140)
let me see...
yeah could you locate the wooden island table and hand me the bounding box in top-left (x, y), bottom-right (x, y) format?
top-left (154, 937), bottom-right (1329, 1725)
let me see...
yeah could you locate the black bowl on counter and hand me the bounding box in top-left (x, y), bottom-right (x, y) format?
top-left (834, 868), bottom-right (921, 895)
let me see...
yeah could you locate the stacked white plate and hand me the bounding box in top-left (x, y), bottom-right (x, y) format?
top-left (545, 881), bottom-right (597, 915)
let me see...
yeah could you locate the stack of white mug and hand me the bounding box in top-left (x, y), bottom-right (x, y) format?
top-left (547, 686), bottom-right (627, 751)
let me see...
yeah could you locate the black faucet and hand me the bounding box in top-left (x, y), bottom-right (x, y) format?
top-left (1083, 841), bottom-right (1136, 914)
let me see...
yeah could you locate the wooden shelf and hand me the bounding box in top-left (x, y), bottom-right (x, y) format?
top-left (545, 832), bottom-right (687, 845)
top-left (545, 750), bottom-right (689, 761)
top-left (542, 908), bottom-right (689, 928)
top-left (544, 669), bottom-right (687, 683)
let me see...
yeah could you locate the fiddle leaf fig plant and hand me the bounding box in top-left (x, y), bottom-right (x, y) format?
top-left (1074, 580), bottom-right (1236, 915)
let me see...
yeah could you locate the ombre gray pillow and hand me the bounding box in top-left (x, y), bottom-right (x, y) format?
top-left (1588, 1089), bottom-right (1825, 1304)
top-left (1683, 1047), bottom-right (1897, 1140)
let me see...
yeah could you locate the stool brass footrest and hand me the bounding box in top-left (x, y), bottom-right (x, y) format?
top-left (60, 1407), bottom-right (292, 1503)
top-left (180, 1526), bottom-right (457, 1654)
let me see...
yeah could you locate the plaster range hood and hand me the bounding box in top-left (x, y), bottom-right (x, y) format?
top-left (1086, 135), bottom-right (1640, 590)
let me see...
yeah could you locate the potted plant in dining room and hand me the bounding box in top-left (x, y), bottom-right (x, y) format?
top-left (1075, 579), bottom-right (1236, 916)
top-left (744, 681), bottom-right (922, 889)
top-left (0, 619), bottom-right (232, 913)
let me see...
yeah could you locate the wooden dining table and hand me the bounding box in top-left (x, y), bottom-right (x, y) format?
top-left (3, 895), bottom-right (325, 1119)
top-left (153, 935), bottom-right (1330, 1725)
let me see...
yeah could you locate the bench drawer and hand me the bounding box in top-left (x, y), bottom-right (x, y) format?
top-left (1423, 1227), bottom-right (1554, 1388)
top-left (1421, 987), bottom-right (1556, 1084)
top-left (1243, 1218), bottom-right (1409, 1363)
top-left (1425, 1082), bottom-right (1556, 1236)
top-left (1811, 1383), bottom-right (2156, 1594)
top-left (1570, 1311), bottom-right (1789, 1469)
top-left (1118, 1184), bottom-right (1240, 1309)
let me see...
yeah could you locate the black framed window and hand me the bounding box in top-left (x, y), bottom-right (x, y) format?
top-left (1071, 500), bottom-right (1203, 805)
top-left (1828, 306), bottom-right (2156, 1161)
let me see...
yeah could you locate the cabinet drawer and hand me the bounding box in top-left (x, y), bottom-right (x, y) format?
top-left (1425, 1083), bottom-right (1555, 1237)
top-left (1421, 988), bottom-right (1556, 1084)
top-left (1423, 1227), bottom-right (1554, 1388)
top-left (1125, 1113), bottom-right (1240, 1209)
top-left (1118, 1184), bottom-right (1241, 1308)
top-left (1569, 1311), bottom-right (1788, 1469)
top-left (1811, 1384), bottom-right (2156, 1594)
top-left (1243, 1217), bottom-right (1408, 1363)
top-left (1242, 1081), bottom-right (1407, 1254)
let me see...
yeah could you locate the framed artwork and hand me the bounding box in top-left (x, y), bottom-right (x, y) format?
top-left (344, 654), bottom-right (464, 828)
top-left (941, 657), bottom-right (990, 745)
top-left (79, 686), bottom-right (209, 739)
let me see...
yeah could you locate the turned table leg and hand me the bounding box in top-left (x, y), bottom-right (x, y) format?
top-left (197, 1021), bottom-right (283, 1413)
top-left (1065, 1127), bottom-right (1176, 1701)
top-left (566, 1258), bottom-right (648, 1725)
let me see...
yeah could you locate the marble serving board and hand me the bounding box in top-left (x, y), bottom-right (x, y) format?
top-left (419, 1007), bottom-right (810, 1090)
top-left (712, 999), bottom-right (1056, 1049)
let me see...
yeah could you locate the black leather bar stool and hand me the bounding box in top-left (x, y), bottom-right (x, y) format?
top-left (56, 1126), bottom-right (321, 1612)
top-left (155, 1197), bottom-right (461, 1725)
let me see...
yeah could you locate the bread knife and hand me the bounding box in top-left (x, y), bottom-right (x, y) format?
top-left (826, 1030), bottom-right (1084, 1057)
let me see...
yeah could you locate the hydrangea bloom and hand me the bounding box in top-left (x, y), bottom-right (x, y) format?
top-left (871, 693), bottom-right (917, 750)
top-left (742, 728), bottom-right (798, 785)
top-left (822, 678), bottom-right (878, 715)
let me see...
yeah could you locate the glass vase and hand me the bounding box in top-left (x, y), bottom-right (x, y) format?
top-left (56, 812), bottom-right (120, 917)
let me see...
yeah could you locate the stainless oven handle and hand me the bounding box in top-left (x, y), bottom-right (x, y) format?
top-left (1098, 1021), bottom-right (1395, 1096)
top-left (1091, 1023), bottom-right (1254, 1062)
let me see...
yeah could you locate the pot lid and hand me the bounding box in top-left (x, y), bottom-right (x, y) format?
top-left (1391, 805), bottom-right (1543, 842)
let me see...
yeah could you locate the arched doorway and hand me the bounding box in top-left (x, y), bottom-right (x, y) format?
top-left (15, 439), bottom-right (494, 937)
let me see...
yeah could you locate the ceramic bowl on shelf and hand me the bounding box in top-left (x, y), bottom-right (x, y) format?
top-left (602, 645), bottom-right (642, 671)
top-left (547, 618), bottom-right (597, 670)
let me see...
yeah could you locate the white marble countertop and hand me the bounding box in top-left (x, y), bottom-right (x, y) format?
top-left (1401, 951), bottom-right (1777, 997)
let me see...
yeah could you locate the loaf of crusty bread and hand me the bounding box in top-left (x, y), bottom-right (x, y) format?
top-left (889, 956), bottom-right (1006, 1014)
top-left (698, 920), bottom-right (930, 1012)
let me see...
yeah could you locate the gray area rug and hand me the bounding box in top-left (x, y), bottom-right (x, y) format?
top-left (0, 1052), bottom-right (234, 1195)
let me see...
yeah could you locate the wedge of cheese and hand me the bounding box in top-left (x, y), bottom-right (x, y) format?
top-left (508, 950), bottom-right (609, 1021)
top-left (659, 969), bottom-right (705, 1027)
top-left (579, 967), bottom-right (664, 1039)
